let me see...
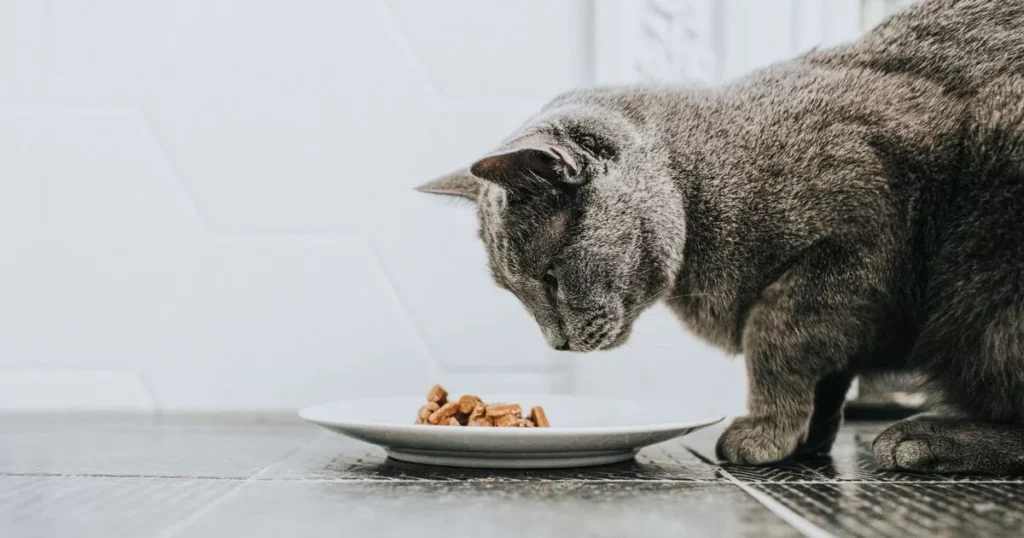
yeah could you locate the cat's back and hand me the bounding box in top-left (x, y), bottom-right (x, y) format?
top-left (809, 0), bottom-right (1024, 95)
top-left (704, 0), bottom-right (1024, 234)
top-left (705, 57), bottom-right (961, 247)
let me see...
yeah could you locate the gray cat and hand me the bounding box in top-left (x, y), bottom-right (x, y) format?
top-left (418, 0), bottom-right (1024, 475)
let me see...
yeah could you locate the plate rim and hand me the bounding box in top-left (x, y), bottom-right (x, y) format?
top-left (385, 447), bottom-right (640, 469)
top-left (298, 395), bottom-right (726, 435)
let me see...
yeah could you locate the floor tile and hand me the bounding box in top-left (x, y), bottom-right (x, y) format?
top-left (170, 481), bottom-right (798, 538)
top-left (0, 414), bottom-right (318, 478)
top-left (0, 475), bottom-right (240, 538)
top-left (7, 413), bottom-right (1024, 538)
top-left (749, 482), bottom-right (1024, 538)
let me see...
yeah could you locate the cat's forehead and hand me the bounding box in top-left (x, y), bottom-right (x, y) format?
top-left (478, 184), bottom-right (507, 244)
top-left (478, 183), bottom-right (563, 234)
top-left (477, 183), bottom-right (570, 280)
top-left (481, 183), bottom-right (506, 213)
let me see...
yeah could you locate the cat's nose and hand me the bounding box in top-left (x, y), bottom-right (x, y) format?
top-left (541, 325), bottom-right (570, 351)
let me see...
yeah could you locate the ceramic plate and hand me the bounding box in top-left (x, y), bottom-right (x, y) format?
top-left (299, 394), bottom-right (723, 469)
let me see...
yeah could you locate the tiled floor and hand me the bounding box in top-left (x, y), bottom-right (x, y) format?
top-left (1, 415), bottom-right (1022, 538)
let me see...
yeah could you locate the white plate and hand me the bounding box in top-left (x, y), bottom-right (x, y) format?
top-left (299, 394), bottom-right (724, 469)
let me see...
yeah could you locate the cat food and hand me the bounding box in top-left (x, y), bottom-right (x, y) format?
top-left (426, 384), bottom-right (448, 404)
top-left (457, 395), bottom-right (482, 414)
top-left (485, 403), bottom-right (522, 418)
top-left (414, 384), bottom-right (549, 428)
top-left (428, 401), bottom-right (460, 424)
top-left (528, 405), bottom-right (550, 427)
top-left (492, 414), bottom-right (519, 427)
top-left (414, 401), bottom-right (440, 424)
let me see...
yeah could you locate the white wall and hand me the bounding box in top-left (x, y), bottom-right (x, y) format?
top-left (0, 0), bottom-right (892, 413)
top-left (0, 0), bottom-right (594, 411)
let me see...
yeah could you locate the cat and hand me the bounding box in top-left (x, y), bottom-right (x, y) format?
top-left (418, 0), bottom-right (1024, 475)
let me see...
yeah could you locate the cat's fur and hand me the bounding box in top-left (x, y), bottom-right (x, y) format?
top-left (418, 0), bottom-right (1024, 475)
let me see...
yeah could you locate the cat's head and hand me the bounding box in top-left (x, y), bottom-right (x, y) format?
top-left (418, 101), bottom-right (684, 352)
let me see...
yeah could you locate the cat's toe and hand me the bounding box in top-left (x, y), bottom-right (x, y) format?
top-left (716, 416), bottom-right (802, 465)
top-left (892, 438), bottom-right (940, 471)
top-left (871, 427), bottom-right (903, 469)
top-left (876, 436), bottom-right (958, 472)
top-left (872, 418), bottom-right (953, 472)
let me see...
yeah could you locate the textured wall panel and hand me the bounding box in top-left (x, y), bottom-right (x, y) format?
top-left (388, 0), bottom-right (591, 100)
top-left (0, 0), bottom-right (769, 411)
top-left (47, 1), bottom-right (433, 233)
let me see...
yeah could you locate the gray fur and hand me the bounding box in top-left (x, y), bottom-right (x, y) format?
top-left (419, 0), bottom-right (1024, 474)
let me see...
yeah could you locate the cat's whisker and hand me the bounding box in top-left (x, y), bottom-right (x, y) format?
top-left (620, 290), bottom-right (732, 319)
top-left (620, 287), bottom-right (675, 317)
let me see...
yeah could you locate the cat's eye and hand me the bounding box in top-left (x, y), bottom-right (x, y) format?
top-left (578, 135), bottom-right (598, 154)
top-left (576, 134), bottom-right (613, 160)
top-left (543, 268), bottom-right (559, 293)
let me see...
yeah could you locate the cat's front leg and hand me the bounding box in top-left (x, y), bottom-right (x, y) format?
top-left (715, 243), bottom-right (879, 465)
top-left (717, 371), bottom-right (853, 464)
top-left (715, 359), bottom-right (822, 464)
top-left (796, 371), bottom-right (854, 456)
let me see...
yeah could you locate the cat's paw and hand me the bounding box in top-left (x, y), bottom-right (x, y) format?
top-left (871, 417), bottom-right (948, 472)
top-left (715, 416), bottom-right (803, 465)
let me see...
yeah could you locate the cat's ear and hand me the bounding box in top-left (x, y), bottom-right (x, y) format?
top-left (416, 168), bottom-right (482, 202)
top-left (470, 135), bottom-right (581, 190)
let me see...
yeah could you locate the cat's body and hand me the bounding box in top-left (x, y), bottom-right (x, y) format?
top-left (420, 0), bottom-right (1024, 474)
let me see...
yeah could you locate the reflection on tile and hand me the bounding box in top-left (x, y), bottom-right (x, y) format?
top-left (0, 415), bottom-right (318, 478)
top-left (750, 482), bottom-right (1024, 538)
top-left (0, 475), bottom-right (239, 538)
top-left (172, 482), bottom-right (798, 538)
top-left (258, 433), bottom-right (722, 482)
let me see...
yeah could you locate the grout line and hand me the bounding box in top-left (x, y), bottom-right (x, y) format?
top-left (360, 237), bottom-right (444, 378)
top-left (376, 0), bottom-right (440, 101)
top-left (0, 472), bottom-right (721, 485)
top-left (720, 469), bottom-right (837, 538)
top-left (134, 104), bottom-right (216, 233)
top-left (152, 479), bottom-right (249, 538)
top-left (684, 445), bottom-right (716, 465)
top-left (248, 432), bottom-right (325, 481)
top-left (0, 472), bottom-right (246, 481)
top-left (709, 479), bottom-right (1024, 484)
top-left (3, 471), bottom-right (1020, 485)
top-left (151, 433), bottom-right (321, 538)
top-left (581, 0), bottom-right (597, 85)
top-left (151, 437), bottom-right (320, 538)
